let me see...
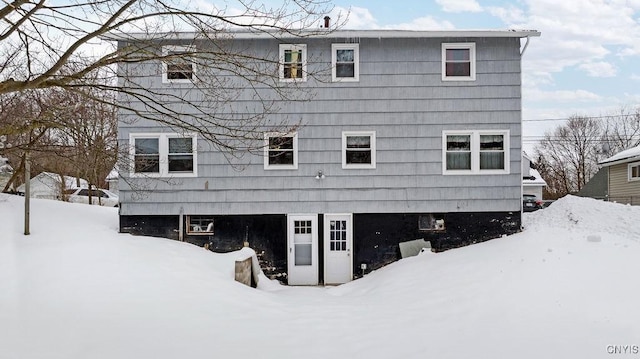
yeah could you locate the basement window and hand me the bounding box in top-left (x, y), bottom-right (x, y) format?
top-left (187, 216), bottom-right (214, 235)
top-left (418, 214), bottom-right (445, 231)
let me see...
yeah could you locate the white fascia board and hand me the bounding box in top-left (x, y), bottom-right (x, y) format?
top-left (105, 29), bottom-right (541, 42)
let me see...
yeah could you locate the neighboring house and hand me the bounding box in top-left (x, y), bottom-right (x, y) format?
top-left (106, 168), bottom-right (119, 196)
top-left (522, 152), bottom-right (547, 199)
top-left (0, 156), bottom-right (13, 192)
top-left (598, 145), bottom-right (640, 205)
top-left (115, 28), bottom-right (540, 285)
top-left (576, 167), bottom-right (609, 200)
top-left (17, 172), bottom-right (88, 200)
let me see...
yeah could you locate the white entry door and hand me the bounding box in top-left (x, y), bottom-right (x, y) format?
top-left (287, 214), bottom-right (318, 285)
top-left (324, 214), bottom-right (353, 285)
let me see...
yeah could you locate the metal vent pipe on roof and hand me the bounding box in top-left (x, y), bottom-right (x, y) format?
top-left (324, 16), bottom-right (330, 28)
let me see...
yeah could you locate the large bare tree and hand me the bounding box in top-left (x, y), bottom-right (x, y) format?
top-left (534, 108), bottom-right (640, 198)
top-left (0, 0), bottom-right (340, 150)
top-left (0, 81), bottom-right (117, 195)
top-left (535, 116), bottom-right (603, 197)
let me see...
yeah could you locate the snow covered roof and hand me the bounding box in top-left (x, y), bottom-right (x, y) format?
top-left (17, 172), bottom-right (89, 192)
top-left (106, 168), bottom-right (118, 181)
top-left (0, 156), bottom-right (12, 173)
top-left (523, 168), bottom-right (547, 187)
top-left (599, 145), bottom-right (640, 166)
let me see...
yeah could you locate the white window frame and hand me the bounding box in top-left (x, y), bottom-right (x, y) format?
top-left (442, 130), bottom-right (510, 175)
top-left (279, 44), bottom-right (307, 82)
top-left (441, 43), bottom-right (476, 82)
top-left (264, 132), bottom-right (298, 170)
top-left (186, 215), bottom-right (214, 235)
top-left (628, 161), bottom-right (640, 182)
top-left (129, 133), bottom-right (197, 177)
top-left (162, 45), bottom-right (196, 83)
top-left (331, 43), bottom-right (359, 82)
top-left (342, 131), bottom-right (376, 169)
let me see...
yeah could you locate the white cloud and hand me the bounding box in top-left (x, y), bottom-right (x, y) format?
top-left (631, 74), bottom-right (640, 81)
top-left (435, 0), bottom-right (483, 13)
top-left (493, 0), bottom-right (640, 76)
top-left (578, 62), bottom-right (617, 77)
top-left (487, 5), bottom-right (526, 24)
top-left (331, 6), bottom-right (379, 29)
top-left (522, 71), bottom-right (555, 87)
top-left (524, 88), bottom-right (603, 103)
top-left (383, 16), bottom-right (456, 31)
top-left (333, 6), bottom-right (455, 31)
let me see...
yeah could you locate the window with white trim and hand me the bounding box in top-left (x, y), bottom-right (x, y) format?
top-left (442, 43), bottom-right (476, 81)
top-left (279, 44), bottom-right (307, 81)
top-left (264, 132), bottom-right (298, 170)
top-left (342, 131), bottom-right (376, 169)
top-left (332, 43), bottom-right (359, 82)
top-left (629, 162), bottom-right (640, 181)
top-left (187, 216), bottom-right (214, 235)
top-left (130, 133), bottom-right (197, 177)
top-left (162, 45), bottom-right (196, 83)
top-left (442, 130), bottom-right (509, 174)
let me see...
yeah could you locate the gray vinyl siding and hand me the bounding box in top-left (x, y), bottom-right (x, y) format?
top-left (609, 163), bottom-right (640, 197)
top-left (118, 36), bottom-right (523, 216)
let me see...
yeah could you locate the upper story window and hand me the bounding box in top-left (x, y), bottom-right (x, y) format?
top-left (162, 45), bottom-right (196, 83)
top-left (130, 133), bottom-right (197, 177)
top-left (264, 132), bottom-right (298, 170)
top-left (279, 44), bottom-right (307, 82)
top-left (442, 130), bottom-right (509, 175)
top-left (332, 43), bottom-right (359, 82)
top-left (629, 162), bottom-right (640, 181)
top-left (342, 131), bottom-right (376, 169)
top-left (442, 43), bottom-right (476, 81)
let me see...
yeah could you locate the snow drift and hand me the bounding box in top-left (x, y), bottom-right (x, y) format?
top-left (0, 194), bottom-right (639, 359)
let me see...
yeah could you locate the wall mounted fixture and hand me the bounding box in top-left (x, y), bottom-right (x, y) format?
top-left (315, 170), bottom-right (326, 180)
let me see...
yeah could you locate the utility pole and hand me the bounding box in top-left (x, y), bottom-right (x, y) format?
top-left (24, 150), bottom-right (30, 235)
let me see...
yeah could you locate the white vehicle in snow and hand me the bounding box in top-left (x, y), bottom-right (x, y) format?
top-left (62, 188), bottom-right (119, 207)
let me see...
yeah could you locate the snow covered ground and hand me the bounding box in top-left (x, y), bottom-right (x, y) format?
top-left (1, 194), bottom-right (639, 359)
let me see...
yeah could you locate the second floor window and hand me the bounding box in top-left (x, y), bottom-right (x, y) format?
top-left (162, 45), bottom-right (196, 83)
top-left (442, 43), bottom-right (476, 81)
top-left (332, 43), bottom-right (359, 81)
top-left (279, 44), bottom-right (307, 81)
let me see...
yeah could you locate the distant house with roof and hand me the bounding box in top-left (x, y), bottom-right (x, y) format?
top-left (17, 172), bottom-right (88, 200)
top-left (522, 152), bottom-right (547, 199)
top-left (575, 167), bottom-right (609, 200)
top-left (598, 145), bottom-right (640, 205)
top-left (106, 168), bottom-right (119, 195)
top-left (0, 156), bottom-right (13, 191)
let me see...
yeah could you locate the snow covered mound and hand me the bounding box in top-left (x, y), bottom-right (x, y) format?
top-left (524, 195), bottom-right (640, 240)
top-left (2, 193), bottom-right (640, 359)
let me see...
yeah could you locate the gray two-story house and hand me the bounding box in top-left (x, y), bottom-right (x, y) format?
top-left (116, 28), bottom-right (540, 285)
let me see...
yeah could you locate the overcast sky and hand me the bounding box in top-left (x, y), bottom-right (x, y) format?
top-left (322, 0), bottom-right (640, 153)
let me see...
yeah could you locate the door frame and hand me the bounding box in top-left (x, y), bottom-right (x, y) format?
top-left (287, 214), bottom-right (319, 286)
top-left (323, 213), bottom-right (353, 284)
